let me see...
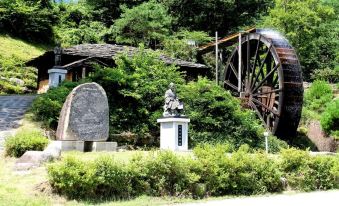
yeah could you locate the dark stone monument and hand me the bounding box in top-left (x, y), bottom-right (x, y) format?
top-left (56, 82), bottom-right (109, 141)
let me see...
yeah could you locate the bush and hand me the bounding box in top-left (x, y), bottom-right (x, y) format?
top-left (31, 81), bottom-right (79, 129)
top-left (93, 155), bottom-right (135, 198)
top-left (193, 144), bottom-right (283, 195)
top-left (131, 151), bottom-right (201, 196)
top-left (279, 148), bottom-right (339, 191)
top-left (5, 130), bottom-right (48, 157)
top-left (179, 78), bottom-right (263, 148)
top-left (47, 156), bottom-right (95, 199)
top-left (0, 79), bottom-right (23, 94)
top-left (47, 147), bottom-right (339, 200)
top-left (320, 99), bottom-right (339, 136)
top-left (304, 80), bottom-right (333, 112)
top-left (312, 67), bottom-right (339, 83)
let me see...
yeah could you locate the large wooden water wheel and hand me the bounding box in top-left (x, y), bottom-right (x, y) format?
top-left (222, 29), bottom-right (303, 137)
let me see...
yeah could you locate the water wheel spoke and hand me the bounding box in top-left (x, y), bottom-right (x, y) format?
top-left (252, 98), bottom-right (280, 117)
top-left (251, 88), bottom-right (282, 97)
top-left (249, 101), bottom-right (269, 128)
top-left (224, 80), bottom-right (238, 91)
top-left (251, 45), bottom-right (272, 90)
top-left (252, 63), bottom-right (280, 93)
top-left (250, 36), bottom-right (261, 87)
top-left (229, 63), bottom-right (238, 79)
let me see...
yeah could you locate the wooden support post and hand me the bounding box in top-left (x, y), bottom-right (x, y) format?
top-left (238, 32), bottom-right (242, 93)
top-left (82, 67), bottom-right (86, 79)
top-left (215, 31), bottom-right (218, 85)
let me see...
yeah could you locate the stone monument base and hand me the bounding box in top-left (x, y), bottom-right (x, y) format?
top-left (157, 117), bottom-right (190, 151)
top-left (50, 141), bottom-right (118, 152)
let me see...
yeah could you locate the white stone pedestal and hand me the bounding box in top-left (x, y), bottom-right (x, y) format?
top-left (157, 117), bottom-right (190, 151)
top-left (48, 66), bottom-right (67, 88)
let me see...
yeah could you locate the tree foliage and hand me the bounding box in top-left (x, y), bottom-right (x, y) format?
top-left (163, 30), bottom-right (212, 62)
top-left (261, 0), bottom-right (339, 80)
top-left (85, 0), bottom-right (145, 26)
top-left (110, 1), bottom-right (172, 48)
top-left (159, 0), bottom-right (272, 36)
top-left (0, 0), bottom-right (57, 42)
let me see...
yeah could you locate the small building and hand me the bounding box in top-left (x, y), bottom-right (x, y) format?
top-left (26, 44), bottom-right (208, 93)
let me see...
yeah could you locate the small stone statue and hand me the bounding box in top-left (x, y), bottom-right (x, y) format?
top-left (54, 43), bottom-right (63, 66)
top-left (163, 83), bottom-right (184, 117)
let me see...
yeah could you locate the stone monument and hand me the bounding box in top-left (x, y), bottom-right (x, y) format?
top-left (157, 83), bottom-right (190, 151)
top-left (56, 82), bottom-right (116, 151)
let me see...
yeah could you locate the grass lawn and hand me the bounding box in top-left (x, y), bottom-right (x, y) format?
top-left (0, 34), bottom-right (49, 62)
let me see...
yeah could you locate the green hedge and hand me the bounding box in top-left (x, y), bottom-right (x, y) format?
top-left (5, 130), bottom-right (49, 157)
top-left (320, 99), bottom-right (339, 138)
top-left (47, 146), bottom-right (339, 200)
top-left (30, 81), bottom-right (79, 129)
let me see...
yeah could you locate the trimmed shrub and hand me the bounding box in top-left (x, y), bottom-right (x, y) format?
top-left (5, 130), bottom-right (48, 157)
top-left (320, 99), bottom-right (339, 136)
top-left (279, 148), bottom-right (339, 191)
top-left (193, 144), bottom-right (283, 195)
top-left (47, 148), bottom-right (339, 200)
top-left (93, 155), bottom-right (135, 198)
top-left (131, 151), bottom-right (201, 196)
top-left (31, 81), bottom-right (79, 129)
top-left (47, 156), bottom-right (95, 199)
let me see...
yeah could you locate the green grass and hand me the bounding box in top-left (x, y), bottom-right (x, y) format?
top-left (0, 34), bottom-right (49, 62)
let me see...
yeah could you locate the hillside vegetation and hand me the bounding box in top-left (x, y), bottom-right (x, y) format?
top-left (0, 34), bottom-right (49, 94)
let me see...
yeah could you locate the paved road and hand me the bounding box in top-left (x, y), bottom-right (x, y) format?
top-left (0, 95), bottom-right (36, 150)
top-left (176, 190), bottom-right (339, 206)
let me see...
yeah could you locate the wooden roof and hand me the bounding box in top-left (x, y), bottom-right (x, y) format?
top-left (198, 27), bottom-right (256, 54)
top-left (27, 44), bottom-right (208, 69)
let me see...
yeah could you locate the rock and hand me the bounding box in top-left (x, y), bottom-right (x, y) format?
top-left (307, 120), bottom-right (337, 152)
top-left (13, 141), bottom-right (62, 171)
top-left (14, 151), bottom-right (51, 171)
top-left (9, 77), bottom-right (25, 86)
top-left (56, 82), bottom-right (109, 141)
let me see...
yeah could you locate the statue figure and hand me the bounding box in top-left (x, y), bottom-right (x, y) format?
top-left (163, 83), bottom-right (184, 117)
top-left (54, 43), bottom-right (63, 66)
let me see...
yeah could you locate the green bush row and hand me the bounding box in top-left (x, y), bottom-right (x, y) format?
top-left (5, 130), bottom-right (49, 157)
top-left (47, 146), bottom-right (339, 200)
top-left (320, 99), bottom-right (339, 139)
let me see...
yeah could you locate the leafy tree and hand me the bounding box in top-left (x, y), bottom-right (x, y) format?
top-left (85, 0), bottom-right (145, 26)
top-left (55, 2), bottom-right (108, 46)
top-left (261, 0), bottom-right (338, 80)
top-left (109, 1), bottom-right (172, 48)
top-left (0, 0), bottom-right (57, 42)
top-left (162, 30), bottom-right (212, 62)
top-left (159, 0), bottom-right (272, 36)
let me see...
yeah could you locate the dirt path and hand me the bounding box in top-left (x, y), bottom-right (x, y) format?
top-left (176, 190), bottom-right (339, 206)
top-left (0, 95), bottom-right (36, 150)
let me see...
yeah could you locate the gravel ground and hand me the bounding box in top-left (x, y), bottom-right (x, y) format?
top-left (0, 95), bottom-right (36, 150)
